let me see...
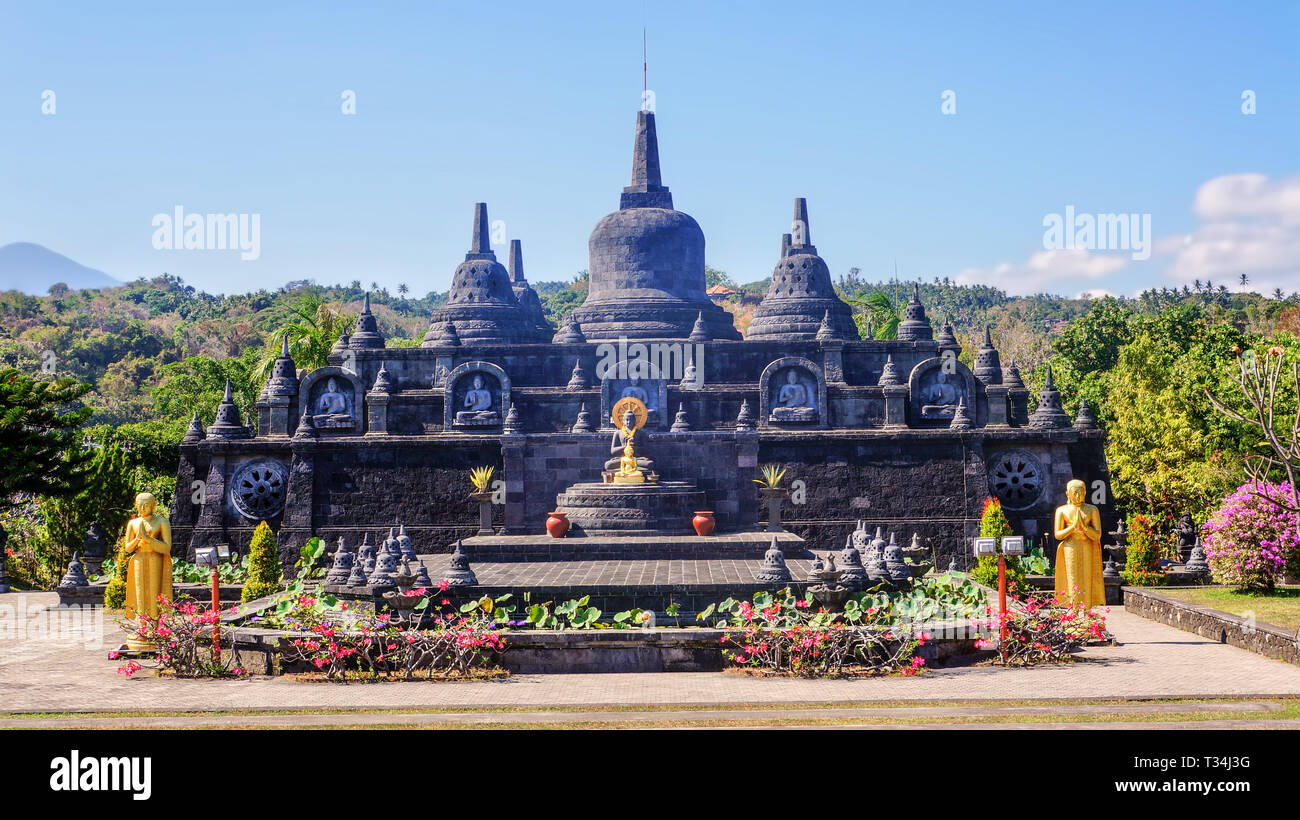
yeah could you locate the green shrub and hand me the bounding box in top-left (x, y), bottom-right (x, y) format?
top-left (1120, 513), bottom-right (1167, 586)
top-left (103, 536), bottom-right (129, 609)
top-left (971, 498), bottom-right (1026, 591)
top-left (241, 521), bottom-right (281, 602)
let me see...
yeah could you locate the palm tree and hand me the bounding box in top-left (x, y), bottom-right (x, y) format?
top-left (1274, 288), bottom-right (1285, 301)
top-left (845, 290), bottom-right (901, 339)
top-left (251, 294), bottom-right (354, 388)
top-left (397, 283), bottom-right (409, 299)
top-left (1239, 272), bottom-right (1250, 291)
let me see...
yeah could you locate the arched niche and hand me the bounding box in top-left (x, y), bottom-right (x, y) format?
top-left (298, 366), bottom-right (366, 432)
top-left (444, 361), bottom-right (511, 429)
top-left (907, 357), bottom-right (977, 425)
top-left (759, 356), bottom-right (827, 428)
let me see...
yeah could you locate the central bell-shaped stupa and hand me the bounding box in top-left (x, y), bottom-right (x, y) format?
top-left (570, 110), bottom-right (741, 341)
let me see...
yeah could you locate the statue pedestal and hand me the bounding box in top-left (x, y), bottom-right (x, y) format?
top-left (554, 481), bottom-right (706, 537)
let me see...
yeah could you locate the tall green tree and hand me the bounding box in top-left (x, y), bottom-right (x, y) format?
top-left (0, 370), bottom-right (93, 510)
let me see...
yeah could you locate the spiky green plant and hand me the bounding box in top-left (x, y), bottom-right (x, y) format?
top-left (753, 464), bottom-right (788, 489)
top-left (469, 466), bottom-right (495, 493)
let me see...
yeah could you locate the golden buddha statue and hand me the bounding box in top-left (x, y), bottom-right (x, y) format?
top-left (615, 440), bottom-right (645, 484)
top-left (124, 492), bottom-right (173, 648)
top-left (1053, 478), bottom-right (1105, 607)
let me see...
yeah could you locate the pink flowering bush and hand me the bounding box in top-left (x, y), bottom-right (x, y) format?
top-left (276, 589), bottom-right (506, 680)
top-left (117, 594), bottom-right (246, 678)
top-left (972, 593), bottom-right (1110, 666)
top-left (1201, 482), bottom-right (1299, 591)
top-left (701, 589), bottom-right (925, 677)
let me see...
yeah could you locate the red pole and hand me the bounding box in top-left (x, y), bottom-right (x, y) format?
top-left (997, 554), bottom-right (1008, 664)
top-left (210, 566), bottom-right (221, 660)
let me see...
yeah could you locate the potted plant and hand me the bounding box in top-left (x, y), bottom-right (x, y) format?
top-left (468, 466), bottom-right (494, 502)
top-left (753, 464), bottom-right (789, 499)
top-left (754, 464), bottom-right (789, 533)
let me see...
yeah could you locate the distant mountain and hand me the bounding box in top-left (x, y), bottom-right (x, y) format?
top-left (0, 242), bottom-right (121, 294)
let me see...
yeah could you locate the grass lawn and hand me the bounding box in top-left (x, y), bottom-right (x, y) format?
top-left (1160, 586), bottom-right (1300, 630)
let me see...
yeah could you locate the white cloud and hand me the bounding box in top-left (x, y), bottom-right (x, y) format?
top-left (954, 249), bottom-right (1128, 296)
top-left (1162, 173), bottom-right (1300, 294)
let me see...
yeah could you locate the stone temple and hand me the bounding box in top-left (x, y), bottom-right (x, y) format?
top-left (170, 109), bottom-right (1110, 611)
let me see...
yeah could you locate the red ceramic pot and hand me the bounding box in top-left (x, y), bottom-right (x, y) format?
top-left (692, 510), bottom-right (716, 537)
top-left (546, 511), bottom-right (570, 538)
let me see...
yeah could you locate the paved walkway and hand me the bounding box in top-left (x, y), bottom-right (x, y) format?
top-left (2, 593), bottom-right (1299, 715)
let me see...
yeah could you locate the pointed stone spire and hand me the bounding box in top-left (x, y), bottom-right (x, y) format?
top-left (935, 319), bottom-right (960, 355)
top-left (864, 318), bottom-right (874, 340)
top-left (207, 379), bottom-right (250, 438)
top-left (877, 354), bottom-right (903, 387)
top-left (293, 410), bottom-right (317, 439)
top-left (426, 203), bottom-right (537, 345)
top-left (425, 320), bottom-right (460, 348)
top-left (566, 358), bottom-right (591, 390)
top-left (620, 110), bottom-right (672, 209)
top-left (349, 291), bottom-right (385, 349)
top-left (552, 314), bottom-right (587, 344)
top-left (670, 402), bottom-right (692, 432)
top-left (883, 533), bottom-right (910, 579)
top-left (949, 396), bottom-right (973, 430)
top-left (502, 403), bottom-right (523, 434)
top-left (1028, 364), bottom-right (1072, 429)
top-left (182, 411), bottom-right (206, 443)
top-left (470, 201), bottom-right (491, 257)
top-left (838, 538), bottom-right (868, 587)
top-left (345, 556), bottom-right (368, 587)
top-left (507, 238), bottom-right (525, 283)
top-left (1074, 399), bottom-right (1098, 431)
top-left (413, 561), bottom-right (434, 588)
top-left (325, 536), bottom-right (355, 585)
top-left (396, 524), bottom-right (416, 563)
top-left (1002, 358), bottom-right (1025, 389)
top-left (688, 311), bottom-right (711, 342)
top-left (815, 310), bottom-right (838, 342)
top-left (332, 330), bottom-right (350, 353)
top-left (507, 239), bottom-right (552, 339)
top-left (57, 553), bottom-right (89, 588)
top-left (370, 362), bottom-right (393, 394)
top-left (735, 399), bottom-right (756, 430)
top-left (973, 326), bottom-right (1003, 385)
top-left (746, 197), bottom-right (858, 342)
top-left (790, 197), bottom-right (814, 251)
top-left (896, 282), bottom-right (933, 341)
top-left (571, 402), bottom-right (595, 433)
top-left (444, 540), bottom-right (478, 586)
top-left (754, 537), bottom-right (792, 582)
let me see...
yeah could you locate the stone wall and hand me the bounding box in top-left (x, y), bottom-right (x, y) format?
top-left (759, 432), bottom-right (986, 564)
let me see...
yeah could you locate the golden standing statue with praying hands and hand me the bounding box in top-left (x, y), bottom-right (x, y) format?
top-left (1053, 479), bottom-right (1105, 607)
top-left (123, 492), bottom-right (174, 648)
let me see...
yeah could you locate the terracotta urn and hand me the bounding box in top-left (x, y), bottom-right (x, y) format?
top-left (546, 511), bottom-right (570, 538)
top-left (692, 510), bottom-right (716, 537)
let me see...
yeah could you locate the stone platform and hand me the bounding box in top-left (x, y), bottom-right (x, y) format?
top-left (456, 530), bottom-right (806, 561)
top-left (553, 480), bottom-right (705, 536)
top-left (426, 556), bottom-right (820, 618)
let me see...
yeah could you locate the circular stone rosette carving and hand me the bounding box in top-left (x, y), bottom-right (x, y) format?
top-left (230, 459), bottom-right (289, 520)
top-left (986, 449), bottom-right (1046, 511)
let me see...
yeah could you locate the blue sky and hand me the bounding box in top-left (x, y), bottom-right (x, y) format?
top-left (2, 1), bottom-right (1298, 297)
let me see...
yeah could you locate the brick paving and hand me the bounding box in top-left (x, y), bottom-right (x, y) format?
top-left (425, 557), bottom-right (817, 586)
top-left (2, 592), bottom-right (1300, 715)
